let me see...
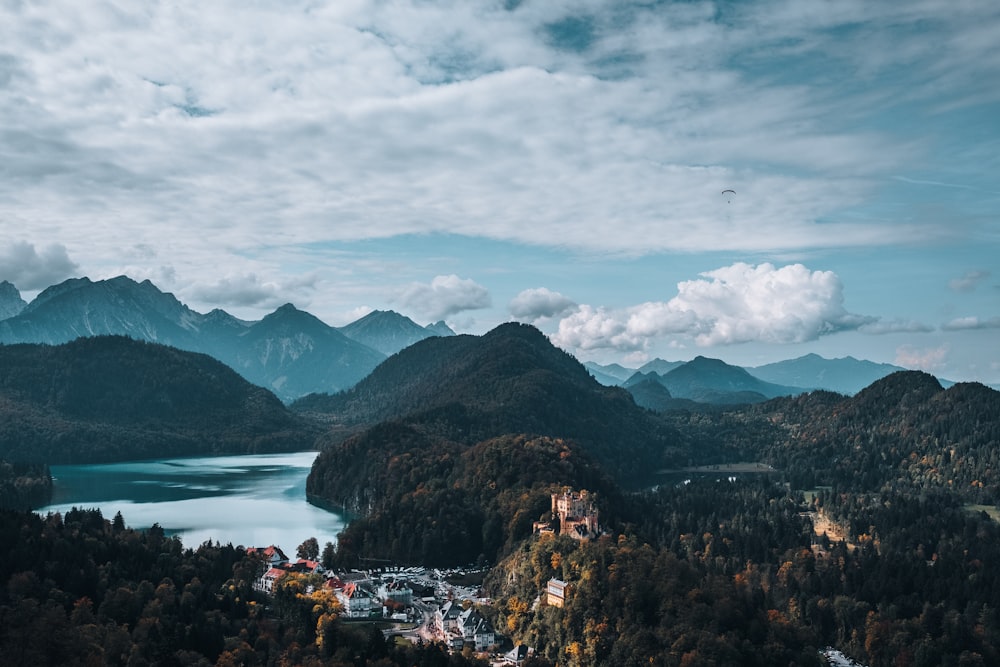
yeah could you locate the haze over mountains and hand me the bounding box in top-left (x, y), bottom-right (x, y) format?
top-left (586, 352), bottom-right (955, 401)
top-left (0, 275), bottom-right (970, 407)
top-left (0, 276), bottom-right (452, 401)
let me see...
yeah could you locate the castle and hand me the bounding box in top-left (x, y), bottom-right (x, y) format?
top-left (534, 488), bottom-right (600, 540)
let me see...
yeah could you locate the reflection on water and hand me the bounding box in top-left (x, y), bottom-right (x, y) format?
top-left (37, 452), bottom-right (346, 552)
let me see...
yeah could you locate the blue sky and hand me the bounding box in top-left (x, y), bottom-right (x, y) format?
top-left (1, 0), bottom-right (998, 384)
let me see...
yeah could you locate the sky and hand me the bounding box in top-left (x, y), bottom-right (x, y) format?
top-left (1, 0), bottom-right (998, 385)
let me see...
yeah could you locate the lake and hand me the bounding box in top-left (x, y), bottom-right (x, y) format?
top-left (37, 451), bottom-right (347, 553)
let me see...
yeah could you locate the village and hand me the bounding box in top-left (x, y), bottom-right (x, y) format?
top-left (248, 489), bottom-right (601, 665)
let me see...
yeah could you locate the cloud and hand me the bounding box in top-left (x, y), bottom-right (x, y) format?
top-left (552, 262), bottom-right (873, 352)
top-left (0, 241), bottom-right (78, 290)
top-left (187, 274), bottom-right (289, 310)
top-left (395, 274), bottom-right (491, 322)
top-left (508, 288), bottom-right (577, 322)
top-left (942, 315), bottom-right (1000, 331)
top-left (0, 0), bottom-right (980, 276)
top-left (858, 318), bottom-right (934, 335)
top-left (895, 344), bottom-right (950, 373)
top-left (948, 270), bottom-right (991, 292)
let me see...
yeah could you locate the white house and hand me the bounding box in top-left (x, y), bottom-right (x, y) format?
top-left (255, 567), bottom-right (287, 594)
top-left (335, 582), bottom-right (374, 619)
top-left (458, 607), bottom-right (496, 651)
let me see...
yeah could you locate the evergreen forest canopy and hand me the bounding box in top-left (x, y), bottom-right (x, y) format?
top-left (0, 336), bottom-right (321, 465)
top-left (1, 323), bottom-right (999, 665)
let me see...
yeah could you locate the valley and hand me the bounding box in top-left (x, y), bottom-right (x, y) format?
top-left (0, 303), bottom-right (998, 666)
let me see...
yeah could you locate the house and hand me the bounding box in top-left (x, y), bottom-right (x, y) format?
top-left (436, 600), bottom-right (464, 634)
top-left (255, 566), bottom-right (287, 594)
top-left (545, 578), bottom-right (568, 608)
top-left (334, 581), bottom-right (374, 619)
top-left (504, 644), bottom-right (530, 665)
top-left (377, 579), bottom-right (413, 606)
top-left (247, 545), bottom-right (289, 567)
top-left (458, 607), bottom-right (495, 651)
top-left (292, 559), bottom-right (325, 575)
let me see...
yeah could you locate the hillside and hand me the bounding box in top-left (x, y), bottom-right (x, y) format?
top-left (667, 371), bottom-right (1000, 501)
top-left (297, 323), bottom-right (686, 481)
top-left (310, 429), bottom-right (616, 566)
top-left (0, 336), bottom-right (321, 463)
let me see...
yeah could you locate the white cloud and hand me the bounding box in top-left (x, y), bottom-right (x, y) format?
top-left (395, 274), bottom-right (491, 322)
top-left (0, 241), bottom-right (78, 290)
top-left (508, 287), bottom-right (577, 322)
top-left (942, 316), bottom-right (1000, 331)
top-left (948, 270), bottom-right (991, 292)
top-left (895, 344), bottom-right (950, 373)
top-left (187, 274), bottom-right (290, 310)
top-left (859, 318), bottom-right (934, 335)
top-left (0, 0), bottom-right (979, 278)
top-left (552, 262), bottom-right (873, 352)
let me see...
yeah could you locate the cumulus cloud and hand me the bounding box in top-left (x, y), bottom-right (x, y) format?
top-left (552, 263), bottom-right (873, 352)
top-left (942, 316), bottom-right (1000, 331)
top-left (395, 274), bottom-right (491, 322)
top-left (895, 344), bottom-right (950, 373)
top-left (0, 241), bottom-right (78, 290)
top-left (508, 288), bottom-right (577, 323)
top-left (948, 270), bottom-right (991, 292)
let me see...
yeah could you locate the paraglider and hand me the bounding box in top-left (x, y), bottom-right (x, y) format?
top-left (721, 189), bottom-right (735, 204)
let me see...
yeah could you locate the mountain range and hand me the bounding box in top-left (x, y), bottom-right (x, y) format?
top-left (587, 351), bottom-right (959, 400)
top-left (0, 276), bottom-right (453, 401)
top-left (1, 275), bottom-right (972, 406)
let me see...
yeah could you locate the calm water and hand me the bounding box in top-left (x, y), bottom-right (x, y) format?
top-left (38, 452), bottom-right (347, 552)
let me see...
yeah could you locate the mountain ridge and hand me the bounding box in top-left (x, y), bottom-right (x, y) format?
top-left (0, 336), bottom-right (321, 464)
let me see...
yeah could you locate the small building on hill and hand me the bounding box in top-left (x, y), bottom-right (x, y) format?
top-left (255, 567), bottom-right (287, 594)
top-left (546, 578), bottom-right (569, 608)
top-left (333, 581), bottom-right (375, 618)
top-left (248, 545), bottom-right (289, 567)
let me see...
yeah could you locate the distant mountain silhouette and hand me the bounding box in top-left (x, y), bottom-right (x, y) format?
top-left (584, 361), bottom-right (638, 385)
top-left (655, 356), bottom-right (802, 403)
top-left (424, 320), bottom-right (457, 337)
top-left (585, 354), bottom-right (955, 398)
top-left (0, 276), bottom-right (200, 347)
top-left (0, 276), bottom-right (387, 401)
top-left (220, 303), bottom-right (385, 400)
top-left (0, 336), bottom-right (320, 464)
top-left (637, 358), bottom-right (685, 376)
top-left (298, 322), bottom-right (687, 484)
top-left (747, 353), bottom-right (907, 395)
top-left (339, 309), bottom-right (453, 356)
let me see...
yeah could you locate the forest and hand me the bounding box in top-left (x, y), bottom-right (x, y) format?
top-left (0, 506), bottom-right (491, 666)
top-left (0, 336), bottom-right (320, 463)
top-left (3, 327), bottom-right (1000, 665)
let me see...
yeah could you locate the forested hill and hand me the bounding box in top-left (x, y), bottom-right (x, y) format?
top-left (309, 430), bottom-right (618, 566)
top-left (675, 370), bottom-right (1000, 501)
top-left (0, 336), bottom-right (321, 463)
top-left (298, 322), bottom-right (687, 482)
